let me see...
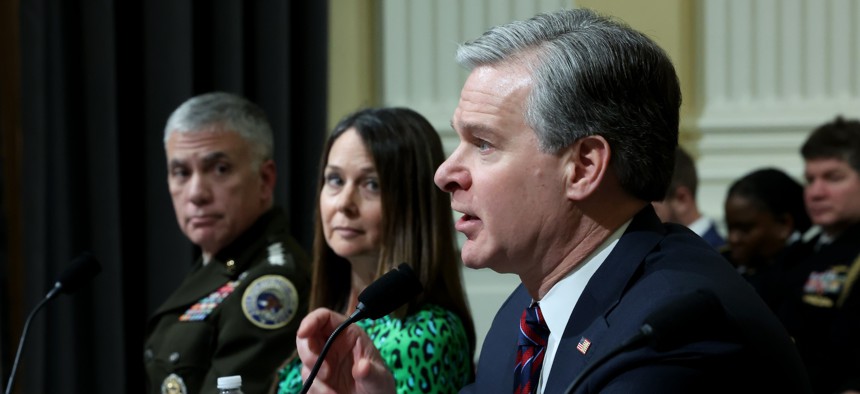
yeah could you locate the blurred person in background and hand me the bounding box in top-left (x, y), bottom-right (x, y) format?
top-left (653, 146), bottom-right (726, 250)
top-left (779, 116), bottom-right (860, 394)
top-left (722, 167), bottom-right (812, 311)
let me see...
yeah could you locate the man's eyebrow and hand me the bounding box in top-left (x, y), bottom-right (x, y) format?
top-left (200, 151), bottom-right (229, 165)
top-left (168, 158), bottom-right (186, 168)
top-left (451, 119), bottom-right (496, 135)
top-left (168, 151), bottom-right (230, 168)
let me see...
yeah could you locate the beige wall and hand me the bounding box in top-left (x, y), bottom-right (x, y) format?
top-left (578, 0), bottom-right (700, 153)
top-left (328, 0), bottom-right (378, 131)
top-left (329, 1), bottom-right (700, 151)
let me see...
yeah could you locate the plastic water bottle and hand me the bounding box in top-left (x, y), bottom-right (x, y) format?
top-left (217, 375), bottom-right (244, 394)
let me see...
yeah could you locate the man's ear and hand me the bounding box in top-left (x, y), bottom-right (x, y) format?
top-left (673, 186), bottom-right (694, 205)
top-left (563, 135), bottom-right (611, 201)
top-left (259, 159), bottom-right (277, 200)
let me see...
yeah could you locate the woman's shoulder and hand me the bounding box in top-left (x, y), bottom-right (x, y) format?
top-left (406, 303), bottom-right (462, 323)
top-left (401, 303), bottom-right (468, 339)
top-left (361, 303), bottom-right (465, 338)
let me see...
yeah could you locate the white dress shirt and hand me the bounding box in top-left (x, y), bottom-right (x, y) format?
top-left (536, 220), bottom-right (630, 393)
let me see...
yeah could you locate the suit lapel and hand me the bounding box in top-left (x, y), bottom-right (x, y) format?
top-left (472, 285), bottom-right (531, 393)
top-left (545, 206), bottom-right (666, 391)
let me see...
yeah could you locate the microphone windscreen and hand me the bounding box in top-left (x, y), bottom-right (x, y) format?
top-left (641, 289), bottom-right (725, 352)
top-left (56, 252), bottom-right (102, 294)
top-left (356, 263), bottom-right (423, 320)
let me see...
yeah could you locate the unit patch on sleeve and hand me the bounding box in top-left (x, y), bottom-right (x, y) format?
top-left (241, 274), bottom-right (299, 329)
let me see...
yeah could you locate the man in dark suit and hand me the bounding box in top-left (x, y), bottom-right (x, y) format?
top-left (293, 8), bottom-right (810, 394)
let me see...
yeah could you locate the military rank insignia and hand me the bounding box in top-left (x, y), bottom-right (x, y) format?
top-left (802, 265), bottom-right (848, 308)
top-left (267, 241), bottom-right (295, 268)
top-left (241, 275), bottom-right (299, 329)
top-left (179, 280), bottom-right (239, 321)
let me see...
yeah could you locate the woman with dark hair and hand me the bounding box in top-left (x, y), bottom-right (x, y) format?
top-left (723, 167), bottom-right (812, 311)
top-left (273, 107), bottom-right (475, 393)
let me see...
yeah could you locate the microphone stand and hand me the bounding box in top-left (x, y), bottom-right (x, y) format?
top-left (4, 284), bottom-right (62, 394)
top-left (298, 263), bottom-right (422, 394)
top-left (298, 309), bottom-right (365, 394)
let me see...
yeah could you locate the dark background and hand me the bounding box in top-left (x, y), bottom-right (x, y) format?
top-left (0, 0), bottom-right (328, 392)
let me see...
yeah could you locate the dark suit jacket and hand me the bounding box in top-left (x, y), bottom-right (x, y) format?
top-left (464, 206), bottom-right (810, 394)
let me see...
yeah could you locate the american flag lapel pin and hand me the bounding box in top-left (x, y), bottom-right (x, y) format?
top-left (576, 337), bottom-right (591, 354)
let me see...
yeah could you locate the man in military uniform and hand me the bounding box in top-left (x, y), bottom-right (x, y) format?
top-left (145, 92), bottom-right (311, 394)
top-left (778, 116), bottom-right (860, 394)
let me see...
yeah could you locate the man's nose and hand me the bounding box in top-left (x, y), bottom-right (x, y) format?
top-left (188, 173), bottom-right (212, 205)
top-left (435, 147), bottom-right (470, 193)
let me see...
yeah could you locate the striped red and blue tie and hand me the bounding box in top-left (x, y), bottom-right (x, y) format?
top-left (514, 303), bottom-right (550, 394)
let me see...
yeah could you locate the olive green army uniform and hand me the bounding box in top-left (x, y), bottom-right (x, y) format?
top-left (144, 208), bottom-right (310, 394)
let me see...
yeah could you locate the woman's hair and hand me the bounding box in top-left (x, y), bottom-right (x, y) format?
top-left (309, 106), bottom-right (476, 353)
top-left (726, 167), bottom-right (812, 234)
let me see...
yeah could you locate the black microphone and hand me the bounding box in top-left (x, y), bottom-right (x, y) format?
top-left (564, 289), bottom-right (724, 393)
top-left (45, 251), bottom-right (102, 300)
top-left (353, 262), bottom-right (423, 320)
top-left (300, 263), bottom-right (423, 394)
top-left (5, 252), bottom-right (102, 394)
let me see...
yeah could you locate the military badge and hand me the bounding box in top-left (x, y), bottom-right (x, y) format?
top-left (241, 275), bottom-right (299, 329)
top-left (161, 373), bottom-right (187, 394)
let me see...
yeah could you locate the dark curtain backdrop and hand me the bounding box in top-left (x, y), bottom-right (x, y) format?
top-left (5, 0), bottom-right (327, 392)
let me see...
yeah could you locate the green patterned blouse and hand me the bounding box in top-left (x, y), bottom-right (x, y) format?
top-left (275, 303), bottom-right (473, 393)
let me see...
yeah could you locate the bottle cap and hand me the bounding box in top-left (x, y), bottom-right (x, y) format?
top-left (217, 375), bottom-right (242, 389)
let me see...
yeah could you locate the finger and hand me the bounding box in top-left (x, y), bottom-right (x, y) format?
top-left (297, 308), bottom-right (339, 338)
top-left (296, 332), bottom-right (320, 369)
top-left (353, 358), bottom-right (373, 379)
top-left (303, 376), bottom-right (337, 394)
top-left (300, 357), bottom-right (329, 382)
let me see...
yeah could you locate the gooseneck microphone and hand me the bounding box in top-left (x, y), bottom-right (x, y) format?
top-left (564, 290), bottom-right (724, 394)
top-left (300, 263), bottom-right (423, 394)
top-left (4, 252), bottom-right (102, 394)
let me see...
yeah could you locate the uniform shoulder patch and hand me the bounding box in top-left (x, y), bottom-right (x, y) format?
top-left (241, 274), bottom-right (299, 329)
top-left (267, 241), bottom-right (295, 267)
